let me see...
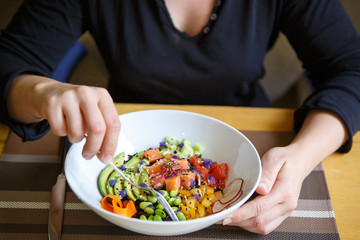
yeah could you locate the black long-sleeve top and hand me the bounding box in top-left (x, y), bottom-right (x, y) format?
top-left (0, 0), bottom-right (360, 151)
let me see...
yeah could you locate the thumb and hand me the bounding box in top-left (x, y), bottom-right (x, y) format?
top-left (256, 147), bottom-right (286, 195)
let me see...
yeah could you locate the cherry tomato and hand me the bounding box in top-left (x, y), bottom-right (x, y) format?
top-left (195, 166), bottom-right (209, 181)
top-left (211, 163), bottom-right (228, 181)
top-left (209, 162), bottom-right (218, 173)
top-left (189, 155), bottom-right (203, 167)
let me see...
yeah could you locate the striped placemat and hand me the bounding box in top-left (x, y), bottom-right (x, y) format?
top-left (0, 131), bottom-right (340, 240)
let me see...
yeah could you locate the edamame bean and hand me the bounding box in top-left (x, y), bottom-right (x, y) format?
top-left (169, 189), bottom-right (178, 197)
top-left (148, 215), bottom-right (154, 221)
top-left (147, 195), bottom-right (157, 204)
top-left (159, 190), bottom-right (169, 198)
top-left (144, 206), bottom-right (155, 215)
top-left (139, 201), bottom-right (152, 210)
top-left (173, 198), bottom-right (181, 206)
top-left (153, 214), bottom-right (163, 221)
top-left (176, 211), bottom-right (186, 221)
top-left (156, 203), bottom-right (164, 210)
top-left (168, 197), bottom-right (176, 205)
top-left (154, 209), bottom-right (166, 219)
top-left (140, 215), bottom-right (147, 221)
top-left (171, 206), bottom-right (178, 212)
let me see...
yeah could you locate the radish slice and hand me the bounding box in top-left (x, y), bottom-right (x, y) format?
top-left (220, 178), bottom-right (244, 204)
top-left (212, 178), bottom-right (244, 214)
top-left (212, 191), bottom-right (243, 214)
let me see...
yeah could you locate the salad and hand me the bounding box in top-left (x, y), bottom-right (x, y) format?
top-left (98, 136), bottom-right (230, 221)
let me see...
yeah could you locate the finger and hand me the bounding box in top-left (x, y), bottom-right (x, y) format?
top-left (257, 148), bottom-right (285, 195)
top-left (44, 101), bottom-right (67, 137)
top-left (235, 199), bottom-right (292, 227)
top-left (224, 179), bottom-right (290, 224)
top-left (97, 93), bottom-right (120, 163)
top-left (236, 209), bottom-right (292, 235)
top-left (224, 193), bottom-right (279, 224)
top-left (62, 101), bottom-right (86, 143)
top-left (79, 89), bottom-right (106, 159)
top-left (41, 95), bottom-right (67, 137)
top-left (82, 111), bottom-right (106, 159)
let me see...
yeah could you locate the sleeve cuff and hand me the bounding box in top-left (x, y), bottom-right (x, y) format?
top-left (6, 117), bottom-right (50, 142)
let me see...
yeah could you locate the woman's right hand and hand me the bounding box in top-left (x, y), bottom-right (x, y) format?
top-left (6, 74), bottom-right (120, 163)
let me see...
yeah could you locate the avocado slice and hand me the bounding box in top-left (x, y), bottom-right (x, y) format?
top-left (139, 167), bottom-right (153, 195)
top-left (132, 172), bottom-right (147, 201)
top-left (98, 152), bottom-right (125, 197)
top-left (113, 176), bottom-right (124, 198)
top-left (124, 179), bottom-right (137, 202)
top-left (123, 151), bottom-right (144, 169)
top-left (140, 170), bottom-right (150, 186)
top-left (106, 170), bottom-right (120, 195)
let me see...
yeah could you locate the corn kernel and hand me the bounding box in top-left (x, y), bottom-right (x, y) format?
top-left (189, 208), bottom-right (196, 218)
top-left (201, 198), bottom-right (212, 207)
top-left (178, 189), bottom-right (190, 197)
top-left (199, 185), bottom-right (206, 196)
top-left (189, 188), bottom-right (199, 195)
top-left (206, 185), bottom-right (215, 195)
top-left (198, 205), bottom-right (206, 217)
top-left (207, 193), bottom-right (219, 204)
top-left (214, 191), bottom-right (223, 200)
top-left (186, 196), bottom-right (196, 208)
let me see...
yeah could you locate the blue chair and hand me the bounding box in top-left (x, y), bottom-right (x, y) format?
top-left (52, 40), bottom-right (87, 83)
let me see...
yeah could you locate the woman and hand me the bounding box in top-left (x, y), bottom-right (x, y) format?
top-left (0, 0), bottom-right (359, 234)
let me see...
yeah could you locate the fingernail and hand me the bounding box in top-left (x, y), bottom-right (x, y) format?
top-left (82, 153), bottom-right (92, 160)
top-left (258, 182), bottom-right (267, 191)
top-left (223, 218), bottom-right (233, 225)
top-left (103, 154), bottom-right (113, 163)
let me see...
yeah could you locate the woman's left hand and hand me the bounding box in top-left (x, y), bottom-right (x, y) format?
top-left (219, 145), bottom-right (308, 234)
top-left (218, 110), bottom-right (348, 234)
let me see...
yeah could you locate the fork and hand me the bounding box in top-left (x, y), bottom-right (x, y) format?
top-left (109, 162), bottom-right (179, 221)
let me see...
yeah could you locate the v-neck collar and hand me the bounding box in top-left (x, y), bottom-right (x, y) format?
top-left (156, 0), bottom-right (224, 40)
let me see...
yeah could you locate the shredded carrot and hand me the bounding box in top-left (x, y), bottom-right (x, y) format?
top-left (113, 200), bottom-right (137, 217)
top-left (143, 148), bottom-right (162, 162)
top-left (101, 194), bottom-right (118, 212)
top-left (101, 194), bottom-right (137, 218)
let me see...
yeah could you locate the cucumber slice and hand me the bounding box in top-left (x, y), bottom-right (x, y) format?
top-left (180, 143), bottom-right (194, 158)
top-left (98, 152), bottom-right (125, 197)
top-left (194, 143), bottom-right (205, 155)
top-left (165, 136), bottom-right (179, 146)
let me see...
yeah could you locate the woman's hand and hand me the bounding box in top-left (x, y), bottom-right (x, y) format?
top-left (7, 74), bottom-right (120, 163)
top-left (218, 109), bottom-right (349, 234)
top-left (219, 145), bottom-right (307, 234)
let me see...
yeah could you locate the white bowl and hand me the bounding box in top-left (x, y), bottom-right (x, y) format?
top-left (65, 110), bottom-right (261, 236)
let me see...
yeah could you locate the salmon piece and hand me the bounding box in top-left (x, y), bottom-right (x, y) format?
top-left (180, 170), bottom-right (196, 190)
top-left (146, 159), bottom-right (164, 175)
top-left (152, 177), bottom-right (165, 190)
top-left (165, 175), bottom-right (181, 191)
top-left (143, 148), bottom-right (162, 163)
top-left (172, 159), bottom-right (190, 171)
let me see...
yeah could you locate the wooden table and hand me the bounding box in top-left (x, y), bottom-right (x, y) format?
top-left (1, 103), bottom-right (359, 239)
